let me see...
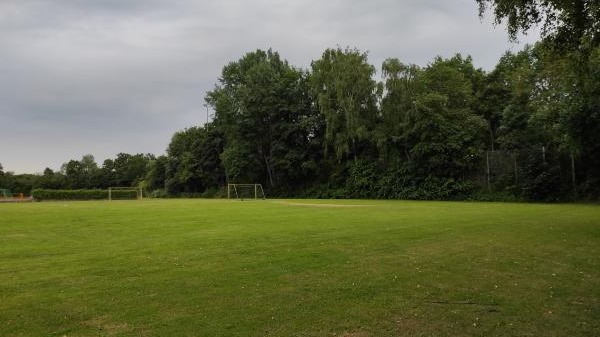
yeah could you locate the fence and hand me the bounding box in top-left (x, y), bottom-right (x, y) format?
top-left (476, 147), bottom-right (577, 199)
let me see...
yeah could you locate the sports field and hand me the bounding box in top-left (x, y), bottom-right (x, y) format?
top-left (1, 199), bottom-right (598, 336)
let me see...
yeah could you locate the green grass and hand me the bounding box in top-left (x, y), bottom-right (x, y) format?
top-left (1, 199), bottom-right (598, 336)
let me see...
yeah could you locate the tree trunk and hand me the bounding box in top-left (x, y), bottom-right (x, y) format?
top-left (571, 152), bottom-right (577, 196)
top-left (489, 123), bottom-right (495, 152)
top-left (264, 155), bottom-right (274, 187)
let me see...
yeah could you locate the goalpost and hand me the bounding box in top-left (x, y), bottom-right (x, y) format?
top-left (227, 184), bottom-right (265, 200)
top-left (0, 189), bottom-right (10, 199)
top-left (108, 187), bottom-right (143, 201)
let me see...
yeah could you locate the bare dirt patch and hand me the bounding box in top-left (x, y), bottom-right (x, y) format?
top-left (84, 315), bottom-right (133, 336)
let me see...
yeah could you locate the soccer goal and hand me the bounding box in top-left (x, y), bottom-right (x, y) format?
top-left (108, 187), bottom-right (143, 201)
top-left (0, 189), bottom-right (10, 199)
top-left (227, 184), bottom-right (265, 200)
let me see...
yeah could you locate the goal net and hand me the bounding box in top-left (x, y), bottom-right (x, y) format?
top-left (108, 187), bottom-right (143, 201)
top-left (227, 184), bottom-right (265, 200)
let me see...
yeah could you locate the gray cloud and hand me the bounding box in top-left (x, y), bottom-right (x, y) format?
top-left (0, 0), bottom-right (539, 173)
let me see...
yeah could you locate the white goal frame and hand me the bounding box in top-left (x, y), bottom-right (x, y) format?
top-left (227, 184), bottom-right (265, 200)
top-left (108, 186), bottom-right (143, 201)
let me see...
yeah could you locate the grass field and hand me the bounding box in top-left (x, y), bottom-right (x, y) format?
top-left (1, 199), bottom-right (599, 336)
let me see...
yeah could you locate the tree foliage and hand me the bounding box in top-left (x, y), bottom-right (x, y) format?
top-left (479, 0), bottom-right (600, 196)
top-left (207, 49), bottom-right (315, 189)
top-left (4, 41), bottom-right (599, 201)
top-left (310, 47), bottom-right (378, 161)
top-left (477, 0), bottom-right (600, 50)
top-left (164, 125), bottom-right (225, 195)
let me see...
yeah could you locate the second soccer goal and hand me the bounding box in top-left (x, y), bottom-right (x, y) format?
top-left (227, 184), bottom-right (265, 200)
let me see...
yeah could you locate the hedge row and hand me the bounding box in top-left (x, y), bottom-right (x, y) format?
top-left (32, 189), bottom-right (138, 201)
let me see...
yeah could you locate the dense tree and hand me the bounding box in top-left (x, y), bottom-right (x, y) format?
top-left (165, 127), bottom-right (205, 194)
top-left (61, 155), bottom-right (98, 189)
top-left (378, 59), bottom-right (421, 162)
top-left (99, 159), bottom-right (116, 188)
top-left (2, 174), bottom-right (37, 195)
top-left (474, 46), bottom-right (535, 151)
top-left (408, 55), bottom-right (487, 179)
top-left (476, 0), bottom-right (599, 50)
top-left (164, 125), bottom-right (225, 195)
top-left (526, 42), bottom-right (600, 196)
top-left (207, 49), bottom-right (315, 189)
top-left (112, 153), bottom-right (153, 187)
top-left (4, 41), bottom-right (599, 201)
top-left (478, 0), bottom-right (600, 195)
top-left (310, 47), bottom-right (379, 161)
top-left (475, 70), bottom-right (506, 151)
top-left (0, 163), bottom-right (6, 192)
top-left (145, 155), bottom-right (168, 193)
top-left (490, 47), bottom-right (538, 150)
top-left (36, 168), bottom-right (66, 189)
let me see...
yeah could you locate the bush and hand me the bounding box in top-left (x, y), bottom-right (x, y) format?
top-left (469, 190), bottom-right (523, 202)
top-left (31, 189), bottom-right (138, 201)
top-left (32, 189), bottom-right (107, 201)
top-left (346, 160), bottom-right (379, 198)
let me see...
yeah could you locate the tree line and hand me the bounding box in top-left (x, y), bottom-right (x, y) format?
top-left (2, 1), bottom-right (598, 201)
top-left (0, 154), bottom-right (154, 196)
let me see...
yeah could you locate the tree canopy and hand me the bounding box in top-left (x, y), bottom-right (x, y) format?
top-left (4, 42), bottom-right (599, 200)
top-left (477, 0), bottom-right (599, 50)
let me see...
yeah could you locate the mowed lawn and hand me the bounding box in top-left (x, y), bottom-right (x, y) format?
top-left (0, 200), bottom-right (598, 336)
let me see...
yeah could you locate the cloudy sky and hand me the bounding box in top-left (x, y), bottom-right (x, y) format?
top-left (0, 0), bottom-right (539, 174)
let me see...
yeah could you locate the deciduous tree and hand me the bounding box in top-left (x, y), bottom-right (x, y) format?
top-left (310, 47), bottom-right (378, 161)
top-left (207, 49), bottom-right (314, 188)
top-left (477, 0), bottom-right (599, 50)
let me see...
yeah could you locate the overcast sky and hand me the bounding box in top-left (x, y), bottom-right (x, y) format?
top-left (0, 0), bottom-right (540, 174)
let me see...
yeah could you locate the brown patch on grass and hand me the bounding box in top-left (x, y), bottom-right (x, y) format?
top-left (2, 233), bottom-right (27, 238)
top-left (394, 316), bottom-right (422, 335)
top-left (83, 315), bottom-right (133, 336)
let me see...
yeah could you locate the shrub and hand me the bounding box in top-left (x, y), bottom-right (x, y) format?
top-left (31, 189), bottom-right (138, 201)
top-left (32, 189), bottom-right (107, 201)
